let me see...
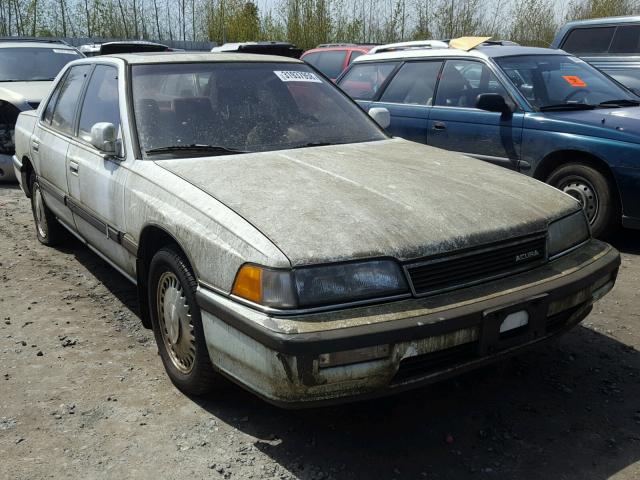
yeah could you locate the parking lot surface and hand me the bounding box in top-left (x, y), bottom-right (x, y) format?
top-left (1, 183), bottom-right (639, 480)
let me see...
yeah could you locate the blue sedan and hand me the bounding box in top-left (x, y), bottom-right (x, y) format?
top-left (337, 43), bottom-right (640, 237)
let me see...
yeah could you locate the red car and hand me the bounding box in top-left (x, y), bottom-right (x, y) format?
top-left (301, 44), bottom-right (376, 81)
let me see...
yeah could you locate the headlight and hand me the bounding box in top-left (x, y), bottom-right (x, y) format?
top-left (231, 260), bottom-right (409, 309)
top-left (548, 210), bottom-right (590, 259)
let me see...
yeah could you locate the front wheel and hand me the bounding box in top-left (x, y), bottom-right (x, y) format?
top-left (148, 246), bottom-right (220, 396)
top-left (29, 172), bottom-right (65, 246)
top-left (547, 163), bottom-right (619, 238)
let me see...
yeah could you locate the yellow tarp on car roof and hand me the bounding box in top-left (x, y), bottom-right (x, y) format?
top-left (449, 36), bottom-right (492, 51)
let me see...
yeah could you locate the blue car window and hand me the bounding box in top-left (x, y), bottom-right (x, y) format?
top-left (380, 61), bottom-right (442, 105)
top-left (610, 25), bottom-right (640, 54)
top-left (338, 62), bottom-right (399, 100)
top-left (435, 60), bottom-right (511, 108)
top-left (496, 55), bottom-right (638, 109)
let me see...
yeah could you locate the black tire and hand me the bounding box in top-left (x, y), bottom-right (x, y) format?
top-left (29, 172), bottom-right (65, 246)
top-left (547, 163), bottom-right (619, 238)
top-left (148, 246), bottom-right (220, 396)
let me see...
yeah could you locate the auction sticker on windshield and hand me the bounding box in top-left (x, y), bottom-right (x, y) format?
top-left (562, 75), bottom-right (587, 87)
top-left (274, 71), bottom-right (322, 83)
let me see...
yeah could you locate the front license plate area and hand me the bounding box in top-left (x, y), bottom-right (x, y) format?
top-left (479, 294), bottom-right (548, 355)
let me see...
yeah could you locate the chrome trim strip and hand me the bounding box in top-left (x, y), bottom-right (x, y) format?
top-left (38, 177), bottom-right (66, 203)
top-left (548, 238), bottom-right (591, 262)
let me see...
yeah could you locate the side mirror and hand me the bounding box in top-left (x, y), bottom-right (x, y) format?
top-left (476, 93), bottom-right (512, 114)
top-left (368, 107), bottom-right (391, 129)
top-left (90, 122), bottom-right (117, 155)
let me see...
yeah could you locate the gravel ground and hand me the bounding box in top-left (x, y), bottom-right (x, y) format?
top-left (1, 182), bottom-right (640, 480)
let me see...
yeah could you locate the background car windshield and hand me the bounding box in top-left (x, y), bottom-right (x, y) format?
top-left (132, 62), bottom-right (385, 156)
top-left (496, 55), bottom-right (637, 109)
top-left (0, 48), bottom-right (82, 81)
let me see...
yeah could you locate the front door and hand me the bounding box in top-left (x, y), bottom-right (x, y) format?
top-left (65, 64), bottom-right (132, 274)
top-left (427, 59), bottom-right (524, 170)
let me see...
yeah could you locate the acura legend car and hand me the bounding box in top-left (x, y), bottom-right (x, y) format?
top-left (12, 52), bottom-right (619, 407)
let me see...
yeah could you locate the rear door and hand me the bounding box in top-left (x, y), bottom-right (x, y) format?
top-left (372, 60), bottom-right (443, 143)
top-left (427, 59), bottom-right (524, 170)
top-left (66, 64), bottom-right (132, 272)
top-left (35, 64), bottom-right (92, 228)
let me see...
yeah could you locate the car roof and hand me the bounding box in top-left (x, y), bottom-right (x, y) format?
top-left (0, 40), bottom-right (78, 50)
top-left (103, 51), bottom-right (303, 64)
top-left (353, 44), bottom-right (568, 63)
top-left (560, 15), bottom-right (640, 28)
top-left (303, 45), bottom-right (374, 55)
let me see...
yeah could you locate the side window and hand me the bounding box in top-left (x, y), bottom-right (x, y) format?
top-left (380, 61), bottom-right (442, 105)
top-left (314, 51), bottom-right (347, 79)
top-left (338, 62), bottom-right (399, 100)
top-left (562, 27), bottom-right (616, 54)
top-left (51, 65), bottom-right (91, 135)
top-left (609, 25), bottom-right (640, 54)
top-left (435, 60), bottom-right (511, 108)
top-left (303, 52), bottom-right (321, 67)
top-left (42, 72), bottom-right (68, 124)
top-left (78, 65), bottom-right (120, 143)
top-left (348, 51), bottom-right (364, 65)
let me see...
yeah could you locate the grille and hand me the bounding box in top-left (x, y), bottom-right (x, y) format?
top-left (406, 233), bottom-right (547, 296)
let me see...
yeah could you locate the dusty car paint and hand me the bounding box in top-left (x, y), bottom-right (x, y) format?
top-left (159, 138), bottom-right (579, 267)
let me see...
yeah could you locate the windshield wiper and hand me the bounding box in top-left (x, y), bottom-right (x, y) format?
top-left (539, 103), bottom-right (596, 111)
top-left (597, 99), bottom-right (640, 108)
top-left (145, 144), bottom-right (247, 156)
top-left (289, 141), bottom-right (343, 149)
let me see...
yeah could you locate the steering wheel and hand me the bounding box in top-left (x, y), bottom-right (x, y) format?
top-left (563, 88), bottom-right (591, 102)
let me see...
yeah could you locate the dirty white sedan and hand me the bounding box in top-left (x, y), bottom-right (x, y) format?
top-left (12, 53), bottom-right (620, 407)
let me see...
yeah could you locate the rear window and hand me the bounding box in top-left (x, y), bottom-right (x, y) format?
top-left (338, 62), bottom-right (399, 100)
top-left (304, 51), bottom-right (347, 79)
top-left (610, 25), bottom-right (640, 54)
top-left (562, 27), bottom-right (615, 54)
top-left (0, 47), bottom-right (82, 82)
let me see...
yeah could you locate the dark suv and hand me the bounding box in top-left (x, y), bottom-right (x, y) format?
top-left (552, 16), bottom-right (640, 92)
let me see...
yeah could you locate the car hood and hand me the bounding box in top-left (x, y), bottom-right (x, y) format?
top-left (0, 81), bottom-right (52, 107)
top-left (157, 139), bottom-right (580, 266)
top-left (539, 107), bottom-right (640, 144)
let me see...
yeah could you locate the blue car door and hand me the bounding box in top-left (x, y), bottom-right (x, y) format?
top-left (427, 59), bottom-right (524, 170)
top-left (369, 60), bottom-right (444, 143)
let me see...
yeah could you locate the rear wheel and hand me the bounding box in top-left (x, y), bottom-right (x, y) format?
top-left (29, 172), bottom-right (64, 246)
top-left (547, 163), bottom-right (619, 238)
top-left (148, 246), bottom-right (220, 396)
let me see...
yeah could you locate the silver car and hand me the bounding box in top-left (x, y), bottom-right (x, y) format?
top-left (12, 53), bottom-right (620, 407)
top-left (0, 39), bottom-right (83, 181)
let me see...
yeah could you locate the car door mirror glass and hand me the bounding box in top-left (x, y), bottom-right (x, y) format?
top-left (368, 107), bottom-right (391, 129)
top-left (90, 122), bottom-right (117, 154)
top-left (476, 93), bottom-right (511, 113)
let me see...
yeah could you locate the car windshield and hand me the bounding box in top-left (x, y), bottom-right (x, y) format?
top-left (495, 54), bottom-right (638, 110)
top-left (0, 47), bottom-right (82, 82)
top-left (131, 62), bottom-right (386, 157)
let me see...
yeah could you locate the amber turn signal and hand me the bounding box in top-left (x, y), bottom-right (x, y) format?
top-left (231, 264), bottom-right (263, 303)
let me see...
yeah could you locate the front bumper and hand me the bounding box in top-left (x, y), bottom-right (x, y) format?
top-left (196, 240), bottom-right (620, 408)
top-left (0, 153), bottom-right (17, 182)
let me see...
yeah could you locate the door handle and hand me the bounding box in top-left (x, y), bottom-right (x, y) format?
top-left (432, 122), bottom-right (447, 131)
top-left (32, 141), bottom-right (40, 152)
top-left (69, 162), bottom-right (79, 175)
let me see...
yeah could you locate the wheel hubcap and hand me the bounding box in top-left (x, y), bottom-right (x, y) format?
top-left (559, 176), bottom-right (599, 224)
top-left (33, 184), bottom-right (48, 238)
top-left (157, 271), bottom-right (196, 374)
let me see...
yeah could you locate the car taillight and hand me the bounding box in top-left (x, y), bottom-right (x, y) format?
top-left (0, 100), bottom-right (20, 154)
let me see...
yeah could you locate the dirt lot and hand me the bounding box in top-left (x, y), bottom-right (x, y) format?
top-left (1, 183), bottom-right (640, 480)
